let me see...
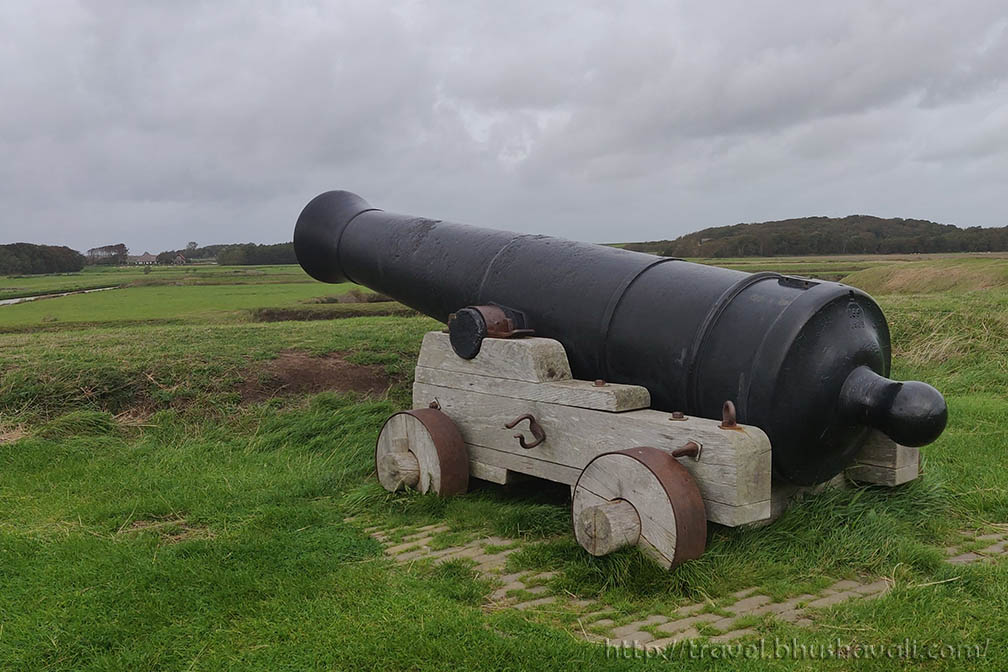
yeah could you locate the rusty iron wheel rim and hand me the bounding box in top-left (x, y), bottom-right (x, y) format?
top-left (374, 408), bottom-right (469, 497)
top-left (571, 446), bottom-right (707, 567)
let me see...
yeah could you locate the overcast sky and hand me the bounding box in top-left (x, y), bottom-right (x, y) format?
top-left (1, 1), bottom-right (1005, 253)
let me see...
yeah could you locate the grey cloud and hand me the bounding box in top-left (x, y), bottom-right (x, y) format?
top-left (0, 0), bottom-right (1005, 253)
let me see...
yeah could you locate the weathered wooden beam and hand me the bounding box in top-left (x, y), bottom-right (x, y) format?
top-left (468, 460), bottom-right (534, 485)
top-left (416, 332), bottom-right (572, 383)
top-left (465, 443), bottom-right (582, 485)
top-left (415, 365), bottom-right (650, 412)
top-left (845, 430), bottom-right (920, 486)
top-left (846, 462), bottom-right (919, 486)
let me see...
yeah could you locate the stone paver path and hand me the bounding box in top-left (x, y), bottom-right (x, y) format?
top-left (945, 527), bottom-right (1008, 565)
top-left (360, 520), bottom-right (1008, 650)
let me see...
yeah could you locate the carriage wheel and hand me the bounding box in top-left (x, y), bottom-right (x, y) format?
top-left (571, 446), bottom-right (707, 568)
top-left (375, 408), bottom-right (469, 496)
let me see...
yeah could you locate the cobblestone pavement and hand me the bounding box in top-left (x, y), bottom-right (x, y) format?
top-left (361, 521), bottom-right (1008, 650)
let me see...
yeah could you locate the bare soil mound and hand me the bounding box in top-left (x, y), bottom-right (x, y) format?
top-left (239, 350), bottom-right (392, 402)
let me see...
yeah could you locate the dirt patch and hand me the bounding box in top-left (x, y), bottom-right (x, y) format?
top-left (305, 289), bottom-right (394, 304)
top-left (249, 302), bottom-right (415, 322)
top-left (0, 426), bottom-right (27, 444)
top-left (122, 515), bottom-right (214, 543)
top-left (239, 350), bottom-right (392, 402)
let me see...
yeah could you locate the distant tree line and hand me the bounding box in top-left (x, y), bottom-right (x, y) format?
top-left (151, 242), bottom-right (296, 265)
top-left (623, 215), bottom-right (1008, 258)
top-left (0, 243), bottom-right (86, 274)
top-left (215, 242), bottom-right (296, 265)
top-left (0, 239), bottom-right (298, 275)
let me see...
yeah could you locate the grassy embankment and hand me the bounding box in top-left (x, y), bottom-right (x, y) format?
top-left (0, 265), bottom-right (408, 331)
top-left (0, 264), bottom-right (302, 301)
top-left (0, 256), bottom-right (1005, 670)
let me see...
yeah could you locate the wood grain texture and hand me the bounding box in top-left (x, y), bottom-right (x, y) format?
top-left (574, 498), bottom-right (641, 556)
top-left (414, 382), bottom-right (771, 526)
top-left (464, 443), bottom-right (582, 485)
top-left (377, 451), bottom-right (420, 490)
top-left (843, 431), bottom-right (920, 486)
top-left (853, 431), bottom-right (920, 469)
top-left (468, 460), bottom-right (511, 484)
top-left (846, 461), bottom-right (919, 486)
top-left (573, 454), bottom-right (678, 567)
top-left (376, 412), bottom-right (442, 494)
top-left (414, 365), bottom-right (650, 412)
top-left (416, 331), bottom-right (572, 383)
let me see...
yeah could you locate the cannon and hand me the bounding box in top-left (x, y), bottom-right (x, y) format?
top-left (294, 190), bottom-right (948, 567)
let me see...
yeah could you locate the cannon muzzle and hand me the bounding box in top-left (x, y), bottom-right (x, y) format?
top-left (294, 190), bottom-right (947, 485)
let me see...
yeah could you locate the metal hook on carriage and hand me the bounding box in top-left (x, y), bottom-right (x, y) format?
top-left (504, 413), bottom-right (546, 449)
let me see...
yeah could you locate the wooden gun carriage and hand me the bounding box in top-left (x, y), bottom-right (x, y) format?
top-left (376, 331), bottom-right (921, 568)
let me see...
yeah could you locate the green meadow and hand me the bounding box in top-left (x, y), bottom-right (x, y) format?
top-left (0, 265), bottom-right (308, 301)
top-left (0, 255), bottom-right (1005, 670)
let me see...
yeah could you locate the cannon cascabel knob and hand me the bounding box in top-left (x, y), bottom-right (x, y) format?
top-left (839, 366), bottom-right (948, 448)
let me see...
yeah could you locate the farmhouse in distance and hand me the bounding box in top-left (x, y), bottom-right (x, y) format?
top-left (127, 252), bottom-right (158, 265)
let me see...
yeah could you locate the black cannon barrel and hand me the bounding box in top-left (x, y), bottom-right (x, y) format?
top-left (294, 190), bottom-right (947, 485)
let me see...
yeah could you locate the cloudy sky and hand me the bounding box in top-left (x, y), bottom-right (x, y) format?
top-left (1, 1), bottom-right (1006, 253)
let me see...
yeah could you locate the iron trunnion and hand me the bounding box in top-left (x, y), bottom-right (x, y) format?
top-left (294, 190), bottom-right (947, 486)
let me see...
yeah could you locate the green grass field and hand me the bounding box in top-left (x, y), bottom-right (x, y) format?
top-left (0, 256), bottom-right (1005, 670)
top-left (0, 264), bottom-right (311, 301)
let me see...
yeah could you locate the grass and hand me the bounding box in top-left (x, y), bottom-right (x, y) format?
top-left (842, 257), bottom-right (1008, 294)
top-left (0, 264), bottom-right (311, 301)
top-left (689, 251), bottom-right (1008, 285)
top-left (0, 255), bottom-right (1006, 670)
top-left (0, 284), bottom-right (347, 328)
top-left (0, 265), bottom-right (402, 331)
